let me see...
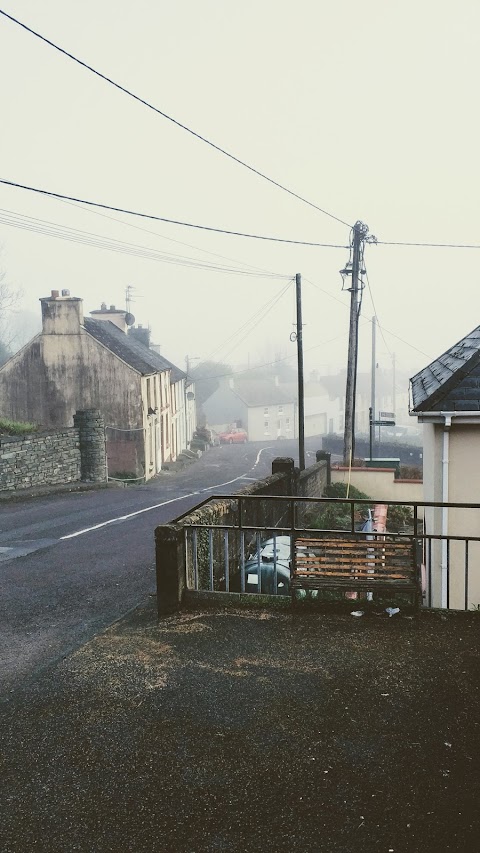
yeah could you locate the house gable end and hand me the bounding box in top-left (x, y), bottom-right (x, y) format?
top-left (411, 325), bottom-right (480, 412)
top-left (427, 358), bottom-right (480, 411)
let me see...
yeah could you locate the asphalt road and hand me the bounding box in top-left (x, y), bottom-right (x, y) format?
top-left (0, 438), bottom-right (321, 694)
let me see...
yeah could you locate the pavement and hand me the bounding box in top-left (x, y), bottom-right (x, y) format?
top-left (2, 598), bottom-right (479, 853)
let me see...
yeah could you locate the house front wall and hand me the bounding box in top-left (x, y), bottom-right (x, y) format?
top-left (247, 402), bottom-right (296, 441)
top-left (170, 378), bottom-right (186, 462)
top-left (305, 412), bottom-right (327, 437)
top-left (422, 420), bottom-right (480, 609)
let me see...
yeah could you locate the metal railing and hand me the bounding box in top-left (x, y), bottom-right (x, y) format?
top-left (179, 495), bottom-right (480, 611)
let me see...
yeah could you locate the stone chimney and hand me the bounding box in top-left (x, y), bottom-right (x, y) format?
top-left (40, 291), bottom-right (84, 334)
top-left (90, 302), bottom-right (128, 333)
top-left (128, 324), bottom-right (151, 349)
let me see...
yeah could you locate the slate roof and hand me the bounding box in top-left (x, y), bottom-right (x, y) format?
top-left (84, 319), bottom-right (186, 382)
top-left (410, 325), bottom-right (480, 412)
top-left (232, 380), bottom-right (295, 408)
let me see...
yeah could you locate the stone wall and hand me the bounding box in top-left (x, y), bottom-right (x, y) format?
top-left (297, 458), bottom-right (329, 500)
top-left (0, 410), bottom-right (106, 492)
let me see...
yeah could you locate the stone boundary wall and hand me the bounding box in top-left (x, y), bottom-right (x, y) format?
top-left (298, 460), bottom-right (328, 500)
top-left (0, 429), bottom-right (81, 492)
top-left (0, 410), bottom-right (106, 492)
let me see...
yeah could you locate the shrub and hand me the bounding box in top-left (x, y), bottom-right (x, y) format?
top-left (305, 482), bottom-right (371, 531)
top-left (386, 503), bottom-right (414, 531)
top-left (398, 464), bottom-right (422, 480)
top-left (0, 417), bottom-right (38, 436)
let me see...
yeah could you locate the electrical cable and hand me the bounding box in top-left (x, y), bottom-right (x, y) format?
top-left (0, 8), bottom-right (351, 229)
top-left (305, 273), bottom-right (432, 360)
top-left (205, 279), bottom-right (294, 362)
top-left (194, 328), bottom-right (350, 381)
top-left (0, 179), bottom-right (349, 248)
top-left (219, 281), bottom-right (293, 362)
top-left (57, 197), bottom-right (281, 278)
top-left (377, 240), bottom-right (480, 249)
top-left (0, 207), bottom-right (290, 278)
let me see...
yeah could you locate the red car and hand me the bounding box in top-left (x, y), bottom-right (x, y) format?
top-left (219, 427), bottom-right (248, 444)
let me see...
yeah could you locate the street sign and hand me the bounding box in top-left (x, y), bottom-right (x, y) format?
top-left (379, 411), bottom-right (395, 419)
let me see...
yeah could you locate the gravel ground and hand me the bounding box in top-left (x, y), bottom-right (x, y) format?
top-left (1, 600), bottom-right (479, 853)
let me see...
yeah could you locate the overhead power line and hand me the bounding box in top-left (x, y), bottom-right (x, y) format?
top-left (0, 207), bottom-right (291, 278)
top-left (205, 280), bottom-right (294, 362)
top-left (0, 179), bottom-right (348, 249)
top-left (378, 240), bottom-right (480, 249)
top-left (194, 328), bottom-right (350, 381)
top-left (218, 281), bottom-right (293, 362)
top-left (57, 197), bottom-right (282, 278)
top-left (0, 8), bottom-right (351, 229)
top-left (305, 274), bottom-right (432, 360)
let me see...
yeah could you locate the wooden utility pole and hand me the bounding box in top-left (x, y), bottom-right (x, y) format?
top-left (295, 273), bottom-right (305, 470)
top-left (343, 221), bottom-right (369, 465)
top-left (392, 352), bottom-right (396, 422)
top-left (370, 315), bottom-right (377, 459)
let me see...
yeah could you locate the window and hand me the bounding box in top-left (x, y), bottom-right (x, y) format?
top-left (286, 418), bottom-right (291, 432)
top-left (264, 407), bottom-right (269, 415)
top-left (264, 420), bottom-right (270, 434)
top-left (278, 405), bottom-right (283, 414)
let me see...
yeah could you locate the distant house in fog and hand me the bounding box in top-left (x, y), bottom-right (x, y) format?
top-left (202, 375), bottom-right (339, 442)
top-left (202, 377), bottom-right (296, 441)
top-left (0, 293), bottom-right (195, 480)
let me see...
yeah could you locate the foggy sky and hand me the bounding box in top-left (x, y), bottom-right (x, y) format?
top-left (1, 0), bottom-right (479, 389)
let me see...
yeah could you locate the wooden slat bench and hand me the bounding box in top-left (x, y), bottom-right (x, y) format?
top-left (291, 534), bottom-right (422, 611)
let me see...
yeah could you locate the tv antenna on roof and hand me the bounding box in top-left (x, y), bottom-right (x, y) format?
top-left (125, 284), bottom-right (143, 315)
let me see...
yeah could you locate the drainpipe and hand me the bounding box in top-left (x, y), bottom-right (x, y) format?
top-left (441, 414), bottom-right (451, 609)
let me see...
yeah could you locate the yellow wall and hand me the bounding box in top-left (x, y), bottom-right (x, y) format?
top-left (331, 467), bottom-right (424, 508)
top-left (420, 420), bottom-right (480, 609)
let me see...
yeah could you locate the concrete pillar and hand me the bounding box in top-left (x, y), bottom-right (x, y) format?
top-left (272, 457), bottom-right (298, 495)
top-left (316, 450), bottom-right (331, 486)
top-left (73, 409), bottom-right (106, 482)
top-left (155, 523), bottom-right (186, 615)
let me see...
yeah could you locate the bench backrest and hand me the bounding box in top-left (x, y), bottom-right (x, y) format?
top-left (293, 535), bottom-right (417, 581)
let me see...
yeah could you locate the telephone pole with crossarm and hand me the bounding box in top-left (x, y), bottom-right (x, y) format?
top-left (341, 221), bottom-right (373, 466)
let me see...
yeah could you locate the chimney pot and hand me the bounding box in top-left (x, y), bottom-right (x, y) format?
top-left (100, 302), bottom-right (107, 310)
top-left (62, 289), bottom-right (70, 297)
top-left (110, 305), bottom-right (115, 311)
top-left (51, 290), bottom-right (59, 299)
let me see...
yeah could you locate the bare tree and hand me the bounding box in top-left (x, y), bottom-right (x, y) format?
top-left (0, 272), bottom-right (22, 366)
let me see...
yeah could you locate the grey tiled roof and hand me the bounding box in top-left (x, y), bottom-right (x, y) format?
top-left (410, 325), bottom-right (480, 412)
top-left (232, 380), bottom-right (295, 407)
top-left (84, 319), bottom-right (186, 382)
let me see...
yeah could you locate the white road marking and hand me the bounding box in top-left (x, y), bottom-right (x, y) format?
top-left (253, 446), bottom-right (274, 468)
top-left (59, 469), bottom-right (263, 540)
